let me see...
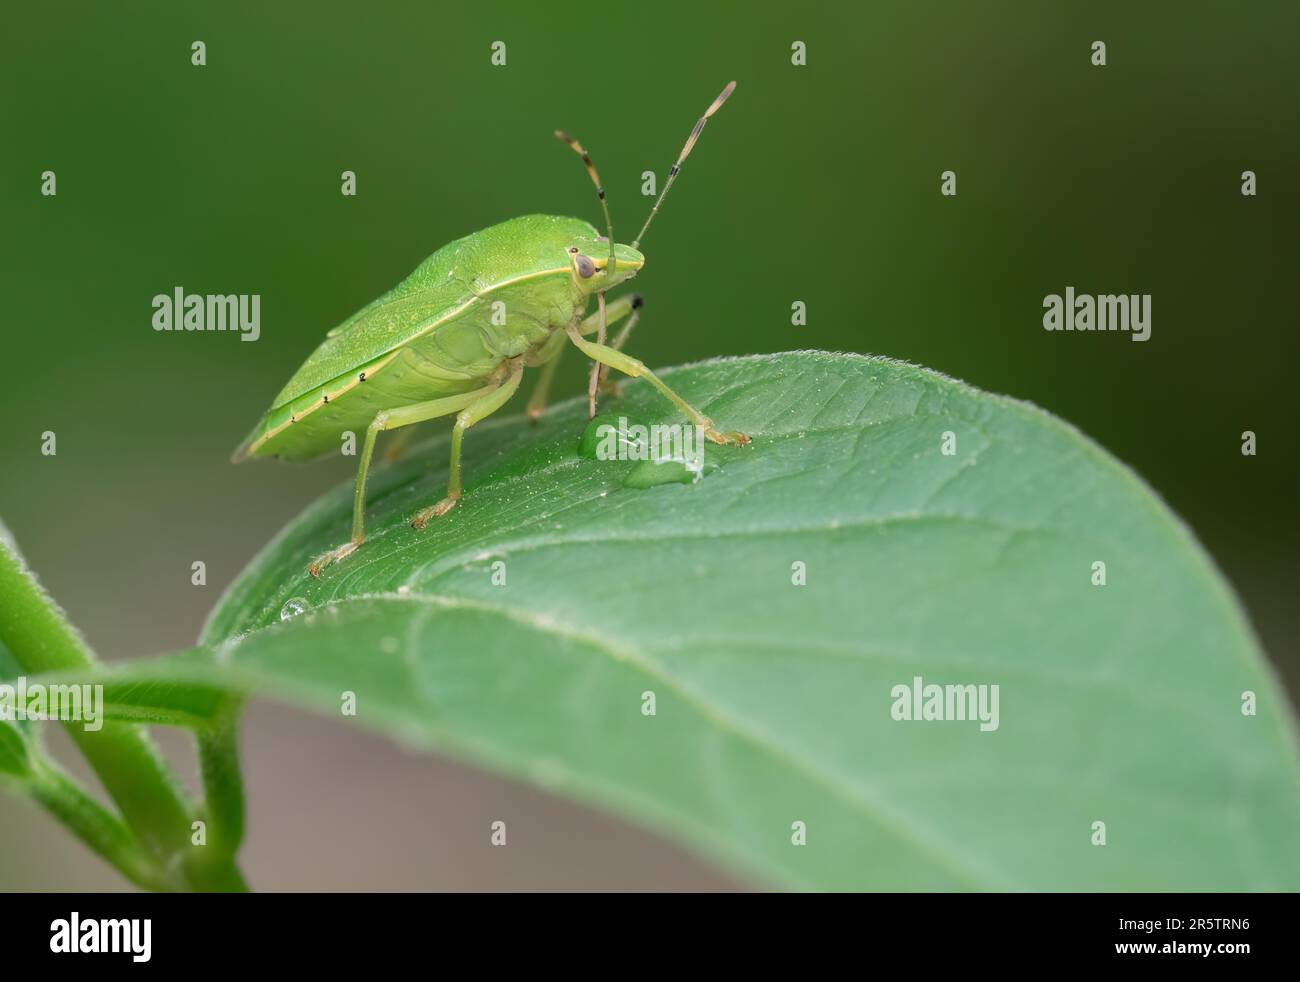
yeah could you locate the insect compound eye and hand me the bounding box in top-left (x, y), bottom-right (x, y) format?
top-left (574, 255), bottom-right (597, 279)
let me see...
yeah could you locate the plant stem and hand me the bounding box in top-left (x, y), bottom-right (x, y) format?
top-left (0, 537), bottom-right (247, 891)
top-left (196, 696), bottom-right (246, 858)
top-left (25, 758), bottom-right (175, 891)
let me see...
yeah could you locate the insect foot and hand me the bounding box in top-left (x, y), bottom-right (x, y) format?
top-left (704, 425), bottom-right (751, 447)
top-left (308, 540), bottom-right (360, 577)
top-left (410, 494), bottom-right (461, 529)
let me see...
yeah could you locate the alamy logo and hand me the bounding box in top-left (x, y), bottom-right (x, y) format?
top-left (890, 675), bottom-right (1000, 732)
top-left (1042, 287), bottom-right (1150, 341)
top-left (152, 287), bottom-right (261, 341)
top-left (50, 913), bottom-right (151, 962)
top-left (0, 676), bottom-right (103, 732)
top-left (593, 416), bottom-right (706, 473)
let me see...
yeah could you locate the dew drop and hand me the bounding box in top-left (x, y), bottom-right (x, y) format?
top-left (623, 454), bottom-right (717, 489)
top-left (280, 597), bottom-right (310, 622)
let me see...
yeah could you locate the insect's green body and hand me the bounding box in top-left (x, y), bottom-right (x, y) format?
top-left (234, 82), bottom-right (745, 575)
top-left (235, 215), bottom-right (642, 462)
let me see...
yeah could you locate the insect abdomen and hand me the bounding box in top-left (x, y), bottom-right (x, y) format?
top-left (237, 348), bottom-right (485, 462)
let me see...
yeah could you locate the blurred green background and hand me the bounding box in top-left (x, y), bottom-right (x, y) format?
top-left (2, 1), bottom-right (1296, 889)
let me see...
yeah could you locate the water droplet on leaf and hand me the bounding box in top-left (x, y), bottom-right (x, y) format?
top-left (280, 597), bottom-right (309, 622)
top-left (623, 454), bottom-right (717, 489)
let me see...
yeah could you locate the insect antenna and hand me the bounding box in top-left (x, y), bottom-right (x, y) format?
top-left (554, 129), bottom-right (616, 275)
top-left (632, 80), bottom-right (736, 250)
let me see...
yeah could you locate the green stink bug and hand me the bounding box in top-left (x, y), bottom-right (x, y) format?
top-left (233, 82), bottom-right (747, 576)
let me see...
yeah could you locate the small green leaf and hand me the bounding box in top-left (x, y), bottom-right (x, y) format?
top-left (80, 352), bottom-right (1300, 889)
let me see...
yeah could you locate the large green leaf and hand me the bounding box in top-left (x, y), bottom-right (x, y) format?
top-left (70, 352), bottom-right (1300, 889)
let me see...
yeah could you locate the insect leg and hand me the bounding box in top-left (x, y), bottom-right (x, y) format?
top-left (600, 295), bottom-right (644, 396)
top-left (528, 295), bottom-right (643, 421)
top-left (525, 329), bottom-right (569, 421)
top-left (577, 293), bottom-right (640, 338)
top-left (587, 292), bottom-right (608, 418)
top-left (308, 385), bottom-right (495, 576)
top-left (410, 360), bottom-right (525, 528)
top-left (564, 324), bottom-right (749, 446)
top-left (577, 293), bottom-right (644, 399)
top-left (607, 299), bottom-right (643, 353)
